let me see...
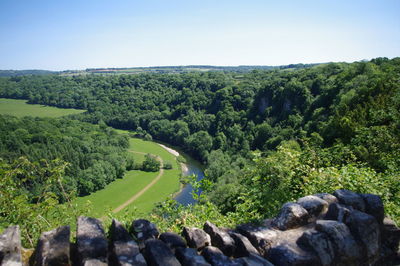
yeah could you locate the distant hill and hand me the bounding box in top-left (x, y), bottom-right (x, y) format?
top-left (0, 70), bottom-right (57, 77)
top-left (0, 64), bottom-right (320, 77)
top-left (83, 64), bottom-right (320, 75)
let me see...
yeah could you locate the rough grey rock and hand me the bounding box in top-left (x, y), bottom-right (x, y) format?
top-left (0, 226), bottom-right (22, 266)
top-left (234, 253), bottom-right (274, 266)
top-left (333, 189), bottom-right (365, 212)
top-left (83, 259), bottom-right (107, 266)
top-left (109, 219), bottom-right (145, 266)
top-left (267, 244), bottom-right (319, 266)
top-left (182, 227), bottom-right (211, 250)
top-left (324, 202), bottom-right (352, 222)
top-left (361, 193), bottom-right (384, 224)
top-left (345, 210), bottom-right (380, 264)
top-left (131, 219), bottom-right (159, 244)
top-left (272, 203), bottom-right (309, 230)
top-left (201, 246), bottom-right (240, 266)
top-left (229, 232), bottom-right (259, 258)
top-left (298, 229), bottom-right (335, 266)
top-left (314, 193), bottom-right (338, 205)
top-left (143, 239), bottom-right (181, 266)
top-left (203, 221), bottom-right (235, 257)
top-left (381, 217), bottom-right (400, 262)
top-left (297, 195), bottom-right (328, 217)
top-left (175, 248), bottom-right (211, 266)
top-left (236, 224), bottom-right (280, 256)
top-left (159, 232), bottom-right (186, 253)
top-left (110, 219), bottom-right (134, 243)
top-left (315, 220), bottom-right (361, 265)
top-left (77, 216), bottom-right (108, 265)
top-left (35, 225), bottom-right (70, 266)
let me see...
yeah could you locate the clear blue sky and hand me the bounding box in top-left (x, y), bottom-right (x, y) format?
top-left (0, 0), bottom-right (399, 70)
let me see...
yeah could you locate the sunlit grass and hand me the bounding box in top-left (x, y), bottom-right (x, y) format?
top-left (0, 98), bottom-right (85, 117)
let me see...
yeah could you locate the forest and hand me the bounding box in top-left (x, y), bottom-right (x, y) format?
top-left (0, 115), bottom-right (132, 198)
top-left (0, 57), bottom-right (399, 244)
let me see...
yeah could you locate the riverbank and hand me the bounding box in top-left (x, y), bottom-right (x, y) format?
top-left (158, 143), bottom-right (189, 174)
top-left (75, 136), bottom-right (181, 217)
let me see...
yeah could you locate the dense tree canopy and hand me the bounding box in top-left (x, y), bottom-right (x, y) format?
top-left (0, 115), bottom-right (130, 197)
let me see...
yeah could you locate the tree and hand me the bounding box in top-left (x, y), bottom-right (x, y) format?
top-left (185, 131), bottom-right (213, 162)
top-left (141, 154), bottom-right (160, 172)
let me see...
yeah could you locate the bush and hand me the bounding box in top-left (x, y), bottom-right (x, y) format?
top-left (163, 161), bottom-right (173, 169)
top-left (141, 154), bottom-right (160, 172)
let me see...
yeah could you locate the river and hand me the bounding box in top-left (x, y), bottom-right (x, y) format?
top-left (162, 149), bottom-right (205, 205)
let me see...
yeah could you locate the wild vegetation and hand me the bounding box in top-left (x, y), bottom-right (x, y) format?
top-left (0, 115), bottom-right (132, 198)
top-left (0, 57), bottom-right (399, 246)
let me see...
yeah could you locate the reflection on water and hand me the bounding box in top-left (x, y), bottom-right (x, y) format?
top-left (174, 160), bottom-right (205, 205)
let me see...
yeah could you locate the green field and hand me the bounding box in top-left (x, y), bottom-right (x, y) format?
top-left (75, 134), bottom-right (182, 217)
top-left (0, 98), bottom-right (85, 117)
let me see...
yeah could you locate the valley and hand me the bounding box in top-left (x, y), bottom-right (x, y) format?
top-left (0, 99), bottom-right (204, 218)
top-left (0, 58), bottom-right (399, 249)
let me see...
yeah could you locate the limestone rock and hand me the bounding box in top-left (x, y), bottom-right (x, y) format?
top-left (203, 221), bottom-right (235, 257)
top-left (83, 259), bottom-right (107, 266)
top-left (175, 248), bottom-right (210, 266)
top-left (143, 239), bottom-right (181, 266)
top-left (76, 216), bottom-right (108, 265)
top-left (298, 229), bottom-right (335, 266)
top-left (159, 232), bottom-right (186, 253)
top-left (344, 210), bottom-right (380, 264)
top-left (0, 225), bottom-right (22, 266)
top-left (333, 189), bottom-right (365, 212)
top-left (360, 193), bottom-right (384, 224)
top-left (315, 220), bottom-right (361, 265)
top-left (182, 227), bottom-right (211, 250)
top-left (201, 246), bottom-right (239, 266)
top-left (381, 217), bottom-right (400, 263)
top-left (110, 219), bottom-right (134, 243)
top-left (109, 219), bottom-right (145, 266)
top-left (234, 253), bottom-right (274, 266)
top-left (272, 203), bottom-right (309, 230)
top-left (229, 232), bottom-right (259, 258)
top-left (324, 202), bottom-right (352, 222)
top-left (267, 244), bottom-right (319, 266)
top-left (314, 193), bottom-right (338, 205)
top-left (131, 219), bottom-right (159, 244)
top-left (297, 195), bottom-right (328, 217)
top-left (35, 226), bottom-right (70, 266)
top-left (236, 224), bottom-right (280, 256)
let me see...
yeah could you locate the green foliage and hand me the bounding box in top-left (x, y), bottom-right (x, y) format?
top-left (141, 154), bottom-right (161, 172)
top-left (0, 157), bottom-right (83, 247)
top-left (0, 115), bottom-right (130, 197)
top-left (163, 161), bottom-right (173, 169)
top-left (300, 164), bottom-right (399, 223)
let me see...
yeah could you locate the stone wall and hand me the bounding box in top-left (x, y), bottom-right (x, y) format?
top-left (1, 189), bottom-right (399, 265)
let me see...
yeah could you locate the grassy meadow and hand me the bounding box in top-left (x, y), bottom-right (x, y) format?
top-left (75, 134), bottom-right (182, 217)
top-left (0, 98), bottom-right (85, 117)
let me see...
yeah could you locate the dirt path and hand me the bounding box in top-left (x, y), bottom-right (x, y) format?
top-left (107, 151), bottom-right (164, 215)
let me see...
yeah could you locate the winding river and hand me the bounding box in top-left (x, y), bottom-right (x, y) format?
top-left (174, 157), bottom-right (205, 205)
top-left (158, 142), bottom-right (205, 205)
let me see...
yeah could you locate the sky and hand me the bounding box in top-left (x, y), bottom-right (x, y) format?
top-left (0, 0), bottom-right (399, 70)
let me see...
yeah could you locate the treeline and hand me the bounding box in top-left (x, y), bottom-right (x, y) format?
top-left (1, 58), bottom-right (399, 165)
top-left (0, 115), bottom-right (132, 198)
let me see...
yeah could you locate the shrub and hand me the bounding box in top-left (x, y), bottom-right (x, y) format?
top-left (141, 154), bottom-right (160, 172)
